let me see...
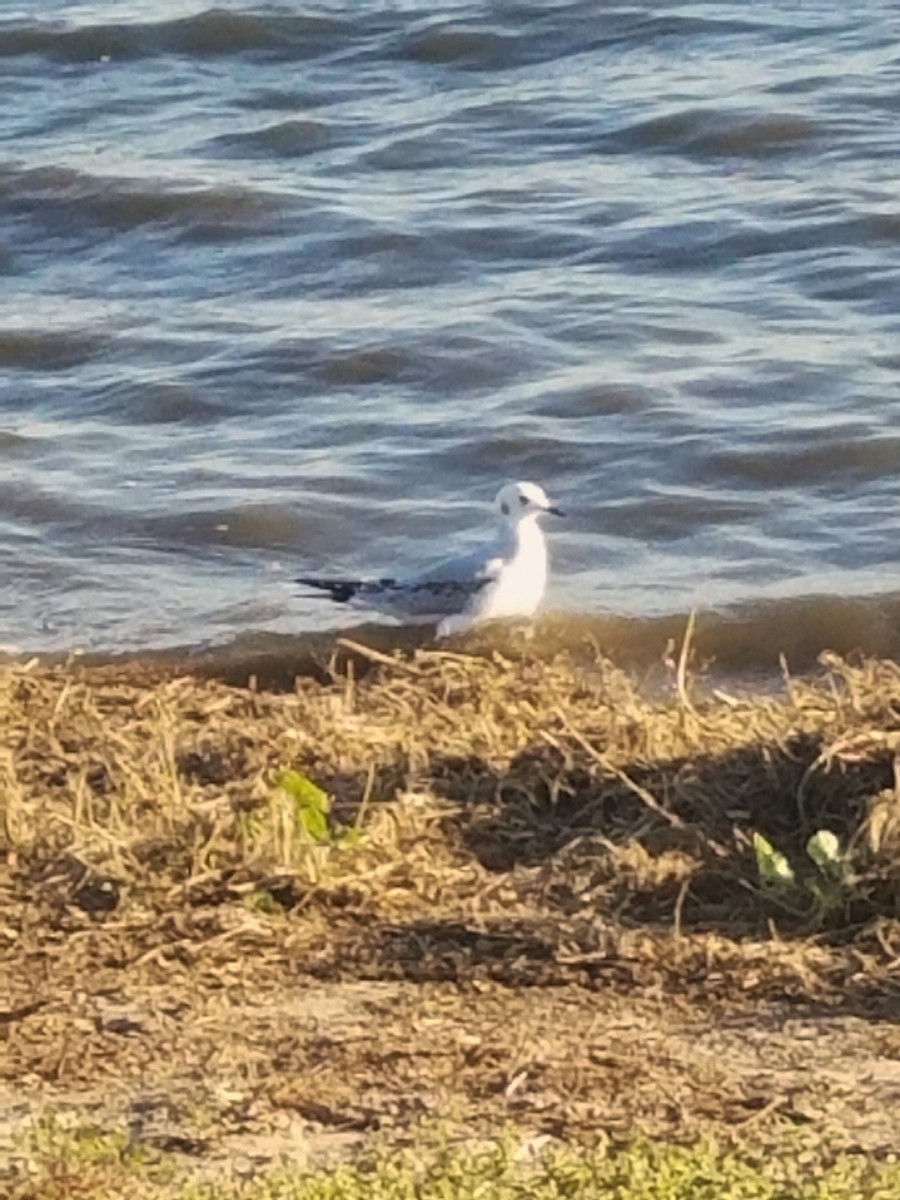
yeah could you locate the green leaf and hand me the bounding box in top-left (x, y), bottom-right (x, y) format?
top-left (752, 832), bottom-right (795, 889)
top-left (806, 829), bottom-right (842, 874)
top-left (274, 769), bottom-right (331, 842)
top-left (298, 804), bottom-right (330, 842)
top-left (275, 769), bottom-right (330, 813)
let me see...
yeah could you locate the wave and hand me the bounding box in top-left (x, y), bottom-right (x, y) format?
top-left (606, 108), bottom-right (822, 160)
top-left (0, 328), bottom-right (103, 371)
top-left (204, 118), bottom-right (335, 160)
top-left (0, 163), bottom-right (283, 241)
top-left (0, 4), bottom-right (791, 71)
top-left (0, 8), bottom-right (347, 63)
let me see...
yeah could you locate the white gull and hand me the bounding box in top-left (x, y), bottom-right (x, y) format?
top-left (296, 480), bottom-right (564, 638)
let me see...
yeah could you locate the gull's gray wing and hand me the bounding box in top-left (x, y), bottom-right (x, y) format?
top-left (297, 532), bottom-right (509, 621)
top-left (379, 541), bottom-right (504, 619)
top-left (296, 573), bottom-right (488, 619)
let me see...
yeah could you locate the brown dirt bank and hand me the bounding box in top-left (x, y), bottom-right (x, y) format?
top-left (2, 641), bottom-right (900, 1192)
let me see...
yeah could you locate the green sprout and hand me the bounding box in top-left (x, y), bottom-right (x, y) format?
top-left (752, 828), bottom-right (854, 919)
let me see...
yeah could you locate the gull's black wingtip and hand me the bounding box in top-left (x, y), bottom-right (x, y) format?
top-left (295, 577), bottom-right (360, 604)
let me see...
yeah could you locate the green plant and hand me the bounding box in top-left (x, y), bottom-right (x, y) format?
top-left (274, 769), bottom-right (332, 842)
top-left (157, 1134), bottom-right (900, 1200)
top-left (752, 829), bottom-right (854, 917)
top-left (239, 769), bottom-right (363, 881)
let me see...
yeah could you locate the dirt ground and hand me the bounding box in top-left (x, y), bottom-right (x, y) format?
top-left (2, 640), bottom-right (900, 1193)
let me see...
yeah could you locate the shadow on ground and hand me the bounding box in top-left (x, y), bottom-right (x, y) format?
top-left (428, 731), bottom-right (900, 933)
top-left (312, 727), bottom-right (900, 1016)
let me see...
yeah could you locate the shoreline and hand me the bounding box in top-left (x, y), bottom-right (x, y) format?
top-left (3, 644), bottom-right (900, 1195)
top-left (4, 585), bottom-right (900, 690)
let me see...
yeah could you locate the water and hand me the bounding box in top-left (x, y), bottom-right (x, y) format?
top-left (2, 0), bottom-right (900, 670)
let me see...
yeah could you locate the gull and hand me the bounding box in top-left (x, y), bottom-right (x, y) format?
top-left (297, 480), bottom-right (564, 638)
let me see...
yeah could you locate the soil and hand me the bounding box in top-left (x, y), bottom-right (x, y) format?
top-left (2, 644), bottom-right (900, 1191)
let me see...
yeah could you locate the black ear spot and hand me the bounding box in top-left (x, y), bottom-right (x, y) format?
top-left (501, 502), bottom-right (510, 516)
top-left (519, 494), bottom-right (528, 506)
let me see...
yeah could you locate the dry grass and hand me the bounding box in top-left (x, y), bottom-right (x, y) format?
top-left (4, 642), bottom-right (900, 979)
top-left (3, 637), bottom-right (900, 1193)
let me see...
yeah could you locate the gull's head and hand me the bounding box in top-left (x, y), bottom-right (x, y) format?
top-left (494, 480), bottom-right (565, 525)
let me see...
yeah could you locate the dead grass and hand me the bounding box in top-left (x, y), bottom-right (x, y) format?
top-left (4, 642), bottom-right (900, 982)
top-left (3, 637), bottom-right (900, 1192)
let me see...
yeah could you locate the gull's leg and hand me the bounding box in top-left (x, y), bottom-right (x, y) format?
top-left (508, 616), bottom-right (537, 642)
top-left (436, 612), bottom-right (475, 639)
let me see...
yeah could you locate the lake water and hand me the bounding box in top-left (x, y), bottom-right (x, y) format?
top-left (2, 0), bottom-right (900, 671)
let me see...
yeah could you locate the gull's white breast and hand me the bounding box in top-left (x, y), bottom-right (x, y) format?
top-left (478, 522), bottom-right (548, 620)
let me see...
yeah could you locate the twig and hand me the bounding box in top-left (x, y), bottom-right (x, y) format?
top-left (334, 639), bottom-right (421, 675)
top-left (353, 762), bottom-right (376, 831)
top-left (734, 1093), bottom-right (790, 1128)
top-left (676, 608), bottom-right (698, 716)
top-left (0, 999), bottom-right (47, 1027)
top-left (550, 708), bottom-right (686, 830)
top-left (673, 876), bottom-right (691, 944)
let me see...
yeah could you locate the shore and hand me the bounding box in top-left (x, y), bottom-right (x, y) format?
top-left (3, 634), bottom-right (900, 1198)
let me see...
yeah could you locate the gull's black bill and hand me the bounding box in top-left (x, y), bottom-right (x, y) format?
top-left (546, 505), bottom-right (565, 517)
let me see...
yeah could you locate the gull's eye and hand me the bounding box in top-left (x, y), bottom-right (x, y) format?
top-left (519, 494), bottom-right (529, 506)
top-left (501, 502), bottom-right (510, 516)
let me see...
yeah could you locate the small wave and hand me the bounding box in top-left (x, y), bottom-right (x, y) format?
top-left (388, 9), bottom-right (775, 75)
top-left (532, 383), bottom-right (650, 419)
top-left (395, 23), bottom-right (516, 70)
top-left (708, 437), bottom-right (900, 488)
top-left (359, 128), bottom-right (473, 172)
top-left (609, 108), bottom-right (822, 159)
top-left (89, 380), bottom-right (226, 427)
top-left (634, 11), bottom-right (790, 42)
top-left (0, 8), bottom-right (346, 63)
top-left (0, 480), bottom-right (95, 527)
top-left (0, 430), bottom-right (34, 455)
top-left (1, 164), bottom-right (283, 240)
top-left (205, 118), bottom-right (335, 160)
top-left (138, 503), bottom-right (333, 554)
top-left (606, 212), bottom-right (860, 276)
top-left (0, 489), bottom-right (333, 559)
top-left (0, 328), bottom-right (102, 371)
top-left (556, 594), bottom-right (900, 677)
top-left (312, 346), bottom-right (413, 388)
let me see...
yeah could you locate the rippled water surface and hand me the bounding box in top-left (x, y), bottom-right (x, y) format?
top-left (2, 0), bottom-right (900, 662)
